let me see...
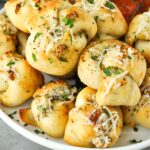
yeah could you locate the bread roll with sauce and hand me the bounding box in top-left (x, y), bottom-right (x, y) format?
top-left (25, 0), bottom-right (97, 76)
top-left (64, 87), bottom-right (123, 148)
top-left (122, 68), bottom-right (150, 128)
top-left (0, 52), bottom-right (43, 107)
top-left (31, 81), bottom-right (77, 138)
top-left (0, 14), bottom-right (17, 56)
top-left (17, 31), bottom-right (28, 56)
top-left (126, 11), bottom-right (150, 65)
top-left (4, 0), bottom-right (51, 33)
top-left (75, 0), bottom-right (128, 40)
top-left (78, 40), bottom-right (146, 89)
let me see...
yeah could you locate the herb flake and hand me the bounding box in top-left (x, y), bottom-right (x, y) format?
top-left (133, 127), bottom-right (138, 132)
top-left (129, 139), bottom-right (142, 144)
top-left (8, 111), bottom-right (17, 119)
top-left (62, 18), bottom-right (74, 28)
top-left (7, 60), bottom-right (15, 67)
top-left (105, 1), bottom-right (115, 9)
top-left (32, 53), bottom-right (37, 62)
top-left (94, 16), bottom-right (99, 22)
top-left (87, 0), bottom-right (94, 4)
top-left (33, 32), bottom-right (42, 42)
top-left (59, 56), bottom-right (68, 62)
top-left (103, 66), bottom-right (123, 76)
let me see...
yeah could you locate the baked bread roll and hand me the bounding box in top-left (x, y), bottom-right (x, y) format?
top-left (0, 52), bottom-right (43, 107)
top-left (25, 0), bottom-right (97, 76)
top-left (17, 31), bottom-right (28, 56)
top-left (31, 80), bottom-right (77, 138)
top-left (75, 0), bottom-right (127, 40)
top-left (78, 40), bottom-right (146, 89)
top-left (0, 14), bottom-right (17, 56)
top-left (96, 71), bottom-right (141, 106)
top-left (122, 68), bottom-right (150, 128)
top-left (125, 11), bottom-right (150, 65)
top-left (75, 87), bottom-right (96, 107)
top-left (4, 0), bottom-right (51, 33)
top-left (64, 87), bottom-right (122, 148)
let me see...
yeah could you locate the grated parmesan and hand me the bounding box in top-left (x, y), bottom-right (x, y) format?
top-left (91, 106), bottom-right (119, 148)
top-left (81, 0), bottom-right (116, 12)
top-left (103, 71), bottom-right (128, 97)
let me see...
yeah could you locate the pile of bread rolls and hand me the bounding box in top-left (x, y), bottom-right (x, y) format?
top-left (0, 0), bottom-right (150, 148)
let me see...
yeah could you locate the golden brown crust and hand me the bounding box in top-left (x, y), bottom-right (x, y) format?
top-left (122, 68), bottom-right (150, 128)
top-left (78, 40), bottom-right (146, 89)
top-left (19, 108), bottom-right (37, 126)
top-left (31, 80), bottom-right (77, 137)
top-left (0, 52), bottom-right (43, 107)
top-left (75, 0), bottom-right (128, 40)
top-left (25, 0), bottom-right (97, 76)
top-left (64, 104), bottom-right (123, 148)
top-left (4, 0), bottom-right (51, 32)
top-left (125, 11), bottom-right (150, 65)
top-left (0, 14), bottom-right (18, 56)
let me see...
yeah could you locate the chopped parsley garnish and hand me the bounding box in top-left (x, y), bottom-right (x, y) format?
top-left (62, 17), bottom-right (74, 28)
top-left (8, 111), bottom-right (17, 119)
top-left (129, 139), bottom-right (142, 144)
top-left (3, 30), bottom-right (9, 35)
top-left (103, 66), bottom-right (123, 76)
top-left (78, 32), bottom-right (82, 38)
top-left (61, 94), bottom-right (69, 100)
top-left (33, 32), bottom-right (42, 42)
top-left (7, 60), bottom-right (15, 67)
top-left (59, 56), bottom-right (68, 62)
top-left (40, 16), bottom-right (44, 19)
top-left (105, 1), bottom-right (115, 9)
top-left (48, 58), bottom-right (53, 64)
top-left (38, 105), bottom-right (47, 113)
top-left (87, 0), bottom-right (94, 4)
top-left (91, 54), bottom-right (98, 61)
top-left (55, 29), bottom-right (61, 33)
top-left (128, 56), bottom-right (132, 59)
top-left (34, 129), bottom-right (44, 134)
top-left (32, 53), bottom-right (37, 62)
top-left (133, 127), bottom-right (138, 132)
top-left (34, 3), bottom-right (41, 10)
top-left (94, 16), bottom-right (99, 22)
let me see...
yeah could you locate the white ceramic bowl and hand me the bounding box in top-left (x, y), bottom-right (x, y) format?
top-left (0, 9), bottom-right (150, 150)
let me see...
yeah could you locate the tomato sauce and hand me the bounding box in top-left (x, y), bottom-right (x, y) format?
top-left (111, 0), bottom-right (150, 24)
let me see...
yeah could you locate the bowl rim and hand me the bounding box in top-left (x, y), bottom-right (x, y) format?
top-left (0, 8), bottom-right (150, 150)
top-left (0, 108), bottom-right (150, 150)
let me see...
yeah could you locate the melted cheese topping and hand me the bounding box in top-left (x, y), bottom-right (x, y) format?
top-left (90, 44), bottom-right (135, 71)
top-left (81, 0), bottom-right (116, 12)
top-left (103, 71), bottom-right (128, 97)
top-left (30, 25), bottom-right (65, 55)
top-left (91, 106), bottom-right (119, 148)
top-left (36, 86), bottom-right (77, 118)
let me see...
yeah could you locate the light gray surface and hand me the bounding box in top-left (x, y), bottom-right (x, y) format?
top-left (0, 119), bottom-right (149, 150)
top-left (0, 119), bottom-right (50, 150)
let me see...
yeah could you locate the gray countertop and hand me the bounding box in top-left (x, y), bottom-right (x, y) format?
top-left (0, 119), bottom-right (50, 150)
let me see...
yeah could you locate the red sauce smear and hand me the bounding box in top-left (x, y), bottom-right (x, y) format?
top-left (111, 0), bottom-right (150, 24)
